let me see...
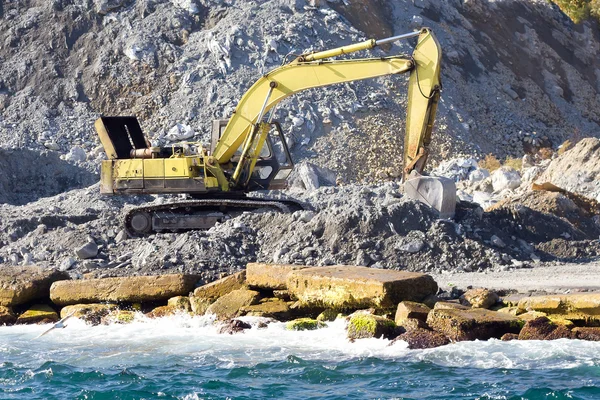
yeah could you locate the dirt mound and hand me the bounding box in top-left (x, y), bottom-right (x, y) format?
top-left (0, 149), bottom-right (98, 205)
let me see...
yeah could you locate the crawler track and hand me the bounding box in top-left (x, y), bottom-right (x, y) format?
top-left (123, 197), bottom-right (306, 236)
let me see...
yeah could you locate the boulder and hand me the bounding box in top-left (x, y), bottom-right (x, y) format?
top-left (491, 166), bottom-right (521, 192)
top-left (192, 271), bottom-right (246, 301)
top-left (241, 298), bottom-right (291, 320)
top-left (206, 289), bottom-right (260, 320)
top-left (168, 296), bottom-right (191, 312)
top-left (0, 266), bottom-right (68, 306)
top-left (460, 288), bottom-right (499, 309)
top-left (501, 333), bottom-right (519, 341)
top-left (146, 305), bottom-right (181, 318)
top-left (427, 308), bottom-right (522, 341)
top-left (287, 266), bottom-right (437, 309)
top-left (393, 328), bottom-right (450, 349)
top-left (246, 263), bottom-right (308, 290)
top-left (60, 303), bottom-right (118, 325)
top-left (516, 293), bottom-right (600, 324)
top-left (189, 296), bottom-right (212, 316)
top-left (518, 317), bottom-right (572, 340)
top-left (0, 306), bottom-right (16, 325)
top-left (317, 309), bottom-right (339, 322)
top-left (50, 274), bottom-right (199, 306)
top-left (217, 319), bottom-right (252, 335)
top-left (395, 301), bottom-right (430, 325)
top-left (286, 318), bottom-right (324, 331)
top-left (16, 304), bottom-right (59, 325)
top-left (75, 241), bottom-right (98, 259)
top-left (346, 313), bottom-right (397, 340)
top-left (572, 327), bottom-right (600, 341)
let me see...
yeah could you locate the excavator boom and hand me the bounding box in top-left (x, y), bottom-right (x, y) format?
top-left (95, 28), bottom-right (455, 235)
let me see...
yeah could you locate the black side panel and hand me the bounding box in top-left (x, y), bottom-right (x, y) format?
top-left (100, 116), bottom-right (148, 159)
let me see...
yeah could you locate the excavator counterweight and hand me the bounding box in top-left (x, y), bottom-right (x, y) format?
top-left (96, 28), bottom-right (456, 235)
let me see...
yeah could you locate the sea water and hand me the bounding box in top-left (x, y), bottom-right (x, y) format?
top-left (1, 315), bottom-right (599, 399)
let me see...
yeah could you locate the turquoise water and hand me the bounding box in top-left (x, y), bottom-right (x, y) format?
top-left (1, 315), bottom-right (599, 399)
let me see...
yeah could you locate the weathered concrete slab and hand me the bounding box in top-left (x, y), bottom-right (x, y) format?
top-left (50, 274), bottom-right (199, 306)
top-left (286, 266), bottom-right (437, 309)
top-left (206, 289), bottom-right (260, 320)
top-left (517, 293), bottom-right (600, 322)
top-left (0, 266), bottom-right (68, 306)
top-left (247, 263), bottom-right (308, 290)
top-left (427, 308), bottom-right (521, 341)
top-left (395, 301), bottom-right (430, 325)
top-left (192, 271), bottom-right (246, 301)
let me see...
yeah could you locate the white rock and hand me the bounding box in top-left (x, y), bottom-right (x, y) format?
top-left (44, 141), bottom-right (60, 151)
top-left (170, 0), bottom-right (200, 14)
top-left (491, 166), bottom-right (521, 192)
top-left (115, 230), bottom-right (128, 243)
top-left (166, 123), bottom-right (195, 141)
top-left (94, 0), bottom-right (126, 14)
top-left (292, 116), bottom-right (305, 127)
top-left (297, 163), bottom-right (320, 191)
top-left (124, 39), bottom-right (156, 65)
top-left (468, 168), bottom-right (490, 182)
top-left (65, 146), bottom-right (87, 163)
top-left (59, 257), bottom-right (76, 272)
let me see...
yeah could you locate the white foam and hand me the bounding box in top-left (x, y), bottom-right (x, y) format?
top-left (1, 315), bottom-right (600, 371)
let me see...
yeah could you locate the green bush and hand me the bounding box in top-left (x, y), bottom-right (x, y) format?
top-left (550, 0), bottom-right (600, 23)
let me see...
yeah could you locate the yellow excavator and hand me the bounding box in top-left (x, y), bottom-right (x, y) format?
top-left (96, 27), bottom-right (456, 235)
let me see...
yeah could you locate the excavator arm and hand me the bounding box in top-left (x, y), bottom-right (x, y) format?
top-left (214, 28), bottom-right (442, 188)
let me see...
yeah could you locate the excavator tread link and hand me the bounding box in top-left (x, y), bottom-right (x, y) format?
top-left (123, 197), bottom-right (306, 236)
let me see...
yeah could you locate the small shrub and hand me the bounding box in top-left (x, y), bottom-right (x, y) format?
top-left (538, 147), bottom-right (554, 160)
top-left (479, 154), bottom-right (501, 172)
top-left (557, 139), bottom-right (572, 155)
top-left (503, 157), bottom-right (523, 171)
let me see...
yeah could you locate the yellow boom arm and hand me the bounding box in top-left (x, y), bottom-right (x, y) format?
top-left (214, 28), bottom-right (442, 186)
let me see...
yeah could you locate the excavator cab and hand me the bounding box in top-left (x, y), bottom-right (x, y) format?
top-left (210, 119), bottom-right (294, 191)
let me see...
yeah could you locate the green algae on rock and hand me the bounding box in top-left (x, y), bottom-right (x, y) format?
top-left (16, 304), bottom-right (59, 325)
top-left (347, 313), bottom-right (397, 340)
top-left (286, 318), bottom-right (324, 331)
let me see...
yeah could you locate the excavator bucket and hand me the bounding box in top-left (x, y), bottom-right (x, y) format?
top-left (404, 171), bottom-right (456, 219)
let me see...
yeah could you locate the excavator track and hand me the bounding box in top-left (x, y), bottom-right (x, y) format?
top-left (123, 198), bottom-right (305, 236)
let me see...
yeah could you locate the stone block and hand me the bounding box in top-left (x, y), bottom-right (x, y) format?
top-left (427, 308), bottom-right (522, 341)
top-left (241, 299), bottom-right (291, 320)
top-left (206, 289), bottom-right (260, 320)
top-left (0, 266), bottom-right (68, 306)
top-left (50, 274), bottom-right (199, 306)
top-left (247, 263), bottom-right (308, 290)
top-left (517, 293), bottom-right (600, 323)
top-left (287, 266), bottom-right (437, 309)
top-left (393, 328), bottom-right (450, 349)
top-left (395, 301), bottom-right (430, 324)
top-left (347, 312), bottom-right (397, 340)
top-left (193, 271), bottom-right (246, 301)
top-left (460, 288), bottom-right (499, 309)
